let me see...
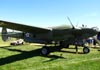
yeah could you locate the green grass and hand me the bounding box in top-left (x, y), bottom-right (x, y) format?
top-left (0, 40), bottom-right (100, 70)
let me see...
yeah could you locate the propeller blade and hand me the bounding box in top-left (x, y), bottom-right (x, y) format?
top-left (67, 17), bottom-right (75, 29)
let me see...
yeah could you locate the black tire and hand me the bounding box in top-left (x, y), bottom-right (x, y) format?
top-left (83, 47), bottom-right (90, 54)
top-left (41, 46), bottom-right (50, 56)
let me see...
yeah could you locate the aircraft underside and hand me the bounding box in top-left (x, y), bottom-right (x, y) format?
top-left (41, 40), bottom-right (90, 56)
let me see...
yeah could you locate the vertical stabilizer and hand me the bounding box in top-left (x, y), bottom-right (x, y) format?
top-left (1, 27), bottom-right (9, 41)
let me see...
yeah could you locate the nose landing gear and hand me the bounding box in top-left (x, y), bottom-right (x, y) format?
top-left (83, 46), bottom-right (90, 54)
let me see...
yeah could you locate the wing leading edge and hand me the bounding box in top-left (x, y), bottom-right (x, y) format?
top-left (0, 20), bottom-right (51, 34)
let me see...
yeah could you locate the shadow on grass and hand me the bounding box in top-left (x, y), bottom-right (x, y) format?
top-left (0, 45), bottom-right (84, 65)
top-left (0, 46), bottom-right (65, 66)
top-left (0, 47), bottom-right (40, 66)
top-left (91, 47), bottom-right (100, 49)
top-left (91, 47), bottom-right (100, 51)
top-left (43, 55), bottom-right (65, 62)
top-left (50, 46), bottom-right (84, 54)
top-left (98, 49), bottom-right (100, 51)
top-left (60, 50), bottom-right (84, 54)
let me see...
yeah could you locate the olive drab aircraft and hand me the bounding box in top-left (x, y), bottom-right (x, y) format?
top-left (0, 18), bottom-right (99, 55)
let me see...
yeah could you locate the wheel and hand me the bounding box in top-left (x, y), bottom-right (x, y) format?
top-left (41, 46), bottom-right (50, 56)
top-left (83, 47), bottom-right (90, 54)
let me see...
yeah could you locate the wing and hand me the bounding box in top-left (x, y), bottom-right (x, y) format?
top-left (0, 20), bottom-right (51, 34)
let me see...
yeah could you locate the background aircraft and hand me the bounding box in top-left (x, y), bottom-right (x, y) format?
top-left (0, 19), bottom-right (99, 55)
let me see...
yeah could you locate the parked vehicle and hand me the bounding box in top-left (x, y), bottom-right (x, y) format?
top-left (10, 39), bottom-right (24, 45)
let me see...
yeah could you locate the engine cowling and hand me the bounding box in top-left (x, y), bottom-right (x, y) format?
top-left (1, 27), bottom-right (9, 41)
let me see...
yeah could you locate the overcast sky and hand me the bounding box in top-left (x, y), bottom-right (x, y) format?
top-left (0, 0), bottom-right (100, 29)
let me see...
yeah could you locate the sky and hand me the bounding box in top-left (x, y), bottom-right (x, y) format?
top-left (0, 0), bottom-right (100, 29)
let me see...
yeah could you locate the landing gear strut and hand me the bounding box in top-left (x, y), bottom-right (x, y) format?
top-left (75, 45), bottom-right (90, 54)
top-left (75, 45), bottom-right (78, 54)
top-left (74, 40), bottom-right (90, 54)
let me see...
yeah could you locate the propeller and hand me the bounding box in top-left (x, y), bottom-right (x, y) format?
top-left (67, 17), bottom-right (75, 29)
top-left (91, 26), bottom-right (99, 31)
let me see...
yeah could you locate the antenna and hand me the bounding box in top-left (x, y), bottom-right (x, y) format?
top-left (67, 17), bottom-right (75, 29)
top-left (76, 21), bottom-right (79, 27)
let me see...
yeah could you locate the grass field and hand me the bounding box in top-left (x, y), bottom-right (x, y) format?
top-left (0, 40), bottom-right (100, 70)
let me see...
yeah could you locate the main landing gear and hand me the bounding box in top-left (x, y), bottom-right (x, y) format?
top-left (41, 41), bottom-right (69, 56)
top-left (83, 46), bottom-right (90, 54)
top-left (41, 41), bottom-right (90, 56)
top-left (75, 44), bottom-right (90, 54)
top-left (41, 46), bottom-right (50, 56)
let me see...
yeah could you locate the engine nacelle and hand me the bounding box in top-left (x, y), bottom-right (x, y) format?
top-left (1, 27), bottom-right (9, 41)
